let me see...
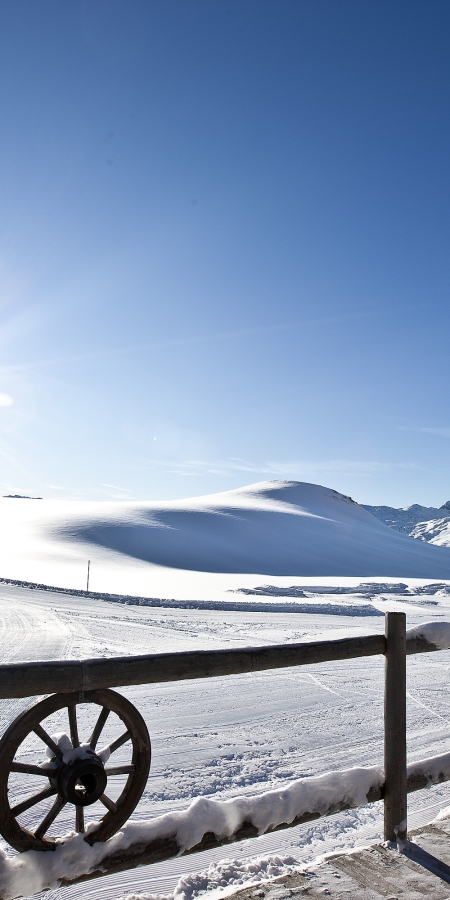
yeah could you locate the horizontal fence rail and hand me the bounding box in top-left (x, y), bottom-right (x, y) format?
top-left (0, 631), bottom-right (438, 699)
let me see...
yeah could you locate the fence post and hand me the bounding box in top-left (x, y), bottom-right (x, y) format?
top-left (384, 611), bottom-right (407, 843)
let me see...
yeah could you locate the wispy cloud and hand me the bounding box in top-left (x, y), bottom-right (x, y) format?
top-left (0, 439), bottom-right (41, 485)
top-left (0, 307), bottom-right (390, 376)
top-left (101, 482), bottom-right (132, 493)
top-left (118, 456), bottom-right (419, 481)
top-left (0, 393), bottom-right (13, 407)
top-left (265, 459), bottom-right (418, 478)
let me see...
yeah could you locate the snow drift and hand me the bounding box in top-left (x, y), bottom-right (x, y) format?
top-left (0, 765), bottom-right (383, 899)
top-left (39, 480), bottom-right (450, 578)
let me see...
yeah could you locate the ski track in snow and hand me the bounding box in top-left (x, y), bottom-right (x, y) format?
top-left (1, 583), bottom-right (450, 900)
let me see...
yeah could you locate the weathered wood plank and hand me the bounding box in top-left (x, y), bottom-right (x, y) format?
top-left (0, 634), bottom-right (387, 699)
top-left (0, 634), bottom-right (438, 700)
top-left (406, 635), bottom-right (439, 655)
top-left (211, 820), bottom-right (450, 900)
top-left (0, 631), bottom-right (440, 700)
top-left (384, 612), bottom-right (407, 842)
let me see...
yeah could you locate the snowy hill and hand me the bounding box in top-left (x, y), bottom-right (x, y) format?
top-left (57, 479), bottom-right (450, 576)
top-left (2, 481), bottom-right (450, 591)
top-left (363, 500), bottom-right (450, 547)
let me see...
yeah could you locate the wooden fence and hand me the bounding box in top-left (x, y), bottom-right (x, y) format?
top-left (0, 611), bottom-right (449, 891)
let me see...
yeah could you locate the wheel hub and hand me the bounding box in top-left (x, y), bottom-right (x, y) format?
top-left (55, 757), bottom-right (107, 806)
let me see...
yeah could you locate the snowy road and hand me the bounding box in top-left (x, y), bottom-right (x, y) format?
top-left (1, 583), bottom-right (450, 900)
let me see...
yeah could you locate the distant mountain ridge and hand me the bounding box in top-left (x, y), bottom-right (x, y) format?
top-left (363, 501), bottom-right (450, 548)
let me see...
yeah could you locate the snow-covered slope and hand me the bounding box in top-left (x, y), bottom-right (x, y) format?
top-left (2, 481), bottom-right (450, 587)
top-left (363, 500), bottom-right (450, 547)
top-left (409, 518), bottom-right (450, 546)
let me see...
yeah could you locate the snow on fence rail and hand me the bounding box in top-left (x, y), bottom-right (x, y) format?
top-left (0, 614), bottom-right (449, 898)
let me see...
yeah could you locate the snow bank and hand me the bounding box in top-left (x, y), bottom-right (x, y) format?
top-left (0, 765), bottom-right (382, 899)
top-left (408, 752), bottom-right (450, 787)
top-left (0, 579), bottom-right (383, 617)
top-left (120, 853), bottom-right (301, 900)
top-left (406, 621), bottom-right (450, 650)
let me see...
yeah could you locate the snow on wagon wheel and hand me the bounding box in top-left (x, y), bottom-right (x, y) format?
top-left (0, 689), bottom-right (151, 852)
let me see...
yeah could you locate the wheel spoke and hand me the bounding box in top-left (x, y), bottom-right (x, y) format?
top-left (89, 707), bottom-right (110, 750)
top-left (11, 785), bottom-right (57, 817)
top-left (11, 761), bottom-right (54, 776)
top-left (75, 805), bottom-right (85, 833)
top-left (33, 724), bottom-right (63, 760)
top-left (106, 730), bottom-right (131, 756)
top-left (34, 796), bottom-right (67, 839)
top-left (68, 704), bottom-right (79, 748)
top-left (99, 793), bottom-right (118, 813)
top-left (105, 764), bottom-right (135, 776)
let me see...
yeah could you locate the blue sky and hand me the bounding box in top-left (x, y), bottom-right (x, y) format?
top-left (1, 0), bottom-right (449, 506)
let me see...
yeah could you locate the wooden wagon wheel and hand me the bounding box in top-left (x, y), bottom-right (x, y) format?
top-left (0, 689), bottom-right (151, 852)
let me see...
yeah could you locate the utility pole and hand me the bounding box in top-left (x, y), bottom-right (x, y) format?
top-left (87, 560), bottom-right (90, 593)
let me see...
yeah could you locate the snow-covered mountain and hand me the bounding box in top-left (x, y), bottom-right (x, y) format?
top-left (2, 481), bottom-right (450, 591)
top-left (363, 500), bottom-right (450, 547)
